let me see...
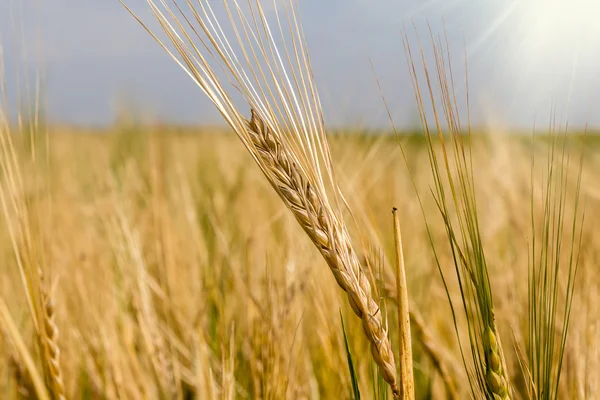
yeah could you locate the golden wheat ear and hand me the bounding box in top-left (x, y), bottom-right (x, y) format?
top-left (125, 0), bottom-right (400, 395)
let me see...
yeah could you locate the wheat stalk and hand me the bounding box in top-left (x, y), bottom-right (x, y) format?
top-left (392, 207), bottom-right (414, 399)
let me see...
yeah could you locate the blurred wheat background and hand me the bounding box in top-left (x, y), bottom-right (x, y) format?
top-left (0, 124), bottom-right (598, 399)
top-left (1, 0), bottom-right (600, 399)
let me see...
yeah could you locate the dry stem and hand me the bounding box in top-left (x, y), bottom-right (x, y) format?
top-left (392, 208), bottom-right (414, 399)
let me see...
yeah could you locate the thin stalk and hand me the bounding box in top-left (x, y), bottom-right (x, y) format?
top-left (392, 207), bottom-right (414, 400)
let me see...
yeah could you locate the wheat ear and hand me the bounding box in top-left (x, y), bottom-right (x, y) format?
top-left (247, 110), bottom-right (399, 395)
top-left (39, 273), bottom-right (66, 400)
top-left (484, 325), bottom-right (510, 400)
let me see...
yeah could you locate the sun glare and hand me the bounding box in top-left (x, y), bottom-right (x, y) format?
top-left (516, 0), bottom-right (600, 52)
top-left (505, 0), bottom-right (600, 103)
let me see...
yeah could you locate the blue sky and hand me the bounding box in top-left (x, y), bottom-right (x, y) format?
top-left (1, 0), bottom-right (599, 129)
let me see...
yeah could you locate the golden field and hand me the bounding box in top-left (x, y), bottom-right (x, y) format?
top-left (0, 124), bottom-right (598, 399)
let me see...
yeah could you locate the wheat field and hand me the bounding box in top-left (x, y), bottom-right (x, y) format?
top-left (0, 123), bottom-right (598, 399)
top-left (1, 0), bottom-right (600, 399)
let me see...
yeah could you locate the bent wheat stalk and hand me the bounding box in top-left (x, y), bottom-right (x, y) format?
top-left (124, 0), bottom-right (399, 395)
